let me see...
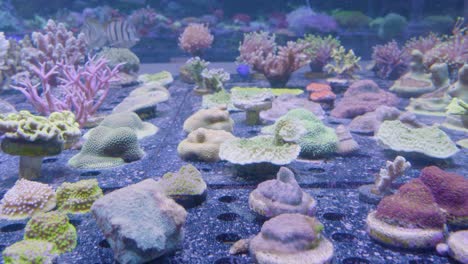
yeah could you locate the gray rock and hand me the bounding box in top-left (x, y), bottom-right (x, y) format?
top-left (91, 179), bottom-right (187, 264)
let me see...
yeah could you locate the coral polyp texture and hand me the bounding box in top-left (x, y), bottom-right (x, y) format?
top-left (56, 179), bottom-right (103, 214)
top-left (178, 23), bottom-right (214, 56)
top-left (376, 120), bottom-right (458, 159)
top-left (249, 167), bottom-right (317, 218)
top-left (0, 179), bottom-right (56, 220)
top-left (178, 128), bottom-right (235, 162)
top-left (241, 213), bottom-right (334, 264)
top-left (68, 126), bottom-right (144, 169)
top-left (183, 106), bottom-right (234, 133)
top-left (2, 240), bottom-right (58, 264)
top-left (367, 179), bottom-right (446, 248)
top-left (419, 166), bottom-right (468, 226)
top-left (24, 211), bottom-right (77, 254)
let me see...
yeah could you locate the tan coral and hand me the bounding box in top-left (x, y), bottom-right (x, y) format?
top-left (335, 125), bottom-right (359, 155)
top-left (177, 128), bottom-right (235, 162)
top-left (183, 106), bottom-right (234, 133)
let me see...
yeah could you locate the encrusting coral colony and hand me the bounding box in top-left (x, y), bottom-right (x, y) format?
top-left (0, 2), bottom-right (467, 264)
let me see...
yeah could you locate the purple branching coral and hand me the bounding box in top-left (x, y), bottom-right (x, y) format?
top-left (403, 33), bottom-right (442, 57)
top-left (300, 35), bottom-right (341, 71)
top-left (20, 19), bottom-right (87, 85)
top-left (12, 56), bottom-right (121, 127)
top-left (238, 31), bottom-right (310, 87)
top-left (371, 40), bottom-right (408, 79)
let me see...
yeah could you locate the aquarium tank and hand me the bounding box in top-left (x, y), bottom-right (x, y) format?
top-left (0, 0), bottom-right (467, 263)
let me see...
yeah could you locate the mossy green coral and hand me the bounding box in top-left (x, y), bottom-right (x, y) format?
top-left (138, 71), bottom-right (174, 86)
top-left (56, 179), bottom-right (103, 214)
top-left (202, 89), bottom-right (236, 110)
top-left (2, 239), bottom-right (58, 264)
top-left (24, 211), bottom-right (77, 254)
top-left (157, 164), bottom-right (207, 196)
top-left (231, 87), bottom-right (303, 96)
top-left (376, 120), bottom-right (458, 159)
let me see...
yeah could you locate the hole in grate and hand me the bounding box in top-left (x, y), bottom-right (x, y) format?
top-left (408, 260), bottom-right (432, 264)
top-left (98, 239), bottom-right (110, 248)
top-left (342, 257), bottom-right (370, 264)
top-left (1, 223), bottom-right (25, 232)
top-left (81, 171), bottom-right (101, 177)
top-left (216, 233), bottom-right (241, 244)
top-left (248, 130), bottom-right (258, 135)
top-left (323, 212), bottom-right (345, 221)
top-left (218, 195), bottom-right (237, 203)
top-left (332, 232), bottom-right (356, 243)
top-left (217, 213), bottom-right (239, 222)
top-left (43, 158), bottom-right (58, 164)
top-left (70, 219), bottom-right (82, 227)
top-left (214, 257), bottom-right (244, 264)
top-left (308, 167), bottom-right (325, 173)
top-left (201, 168), bottom-right (212, 172)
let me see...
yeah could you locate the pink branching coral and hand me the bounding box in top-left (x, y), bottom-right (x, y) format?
top-left (12, 56), bottom-right (121, 126)
top-left (371, 40), bottom-right (408, 79)
top-left (178, 23), bottom-right (214, 56)
top-left (403, 33), bottom-right (442, 57)
top-left (20, 19), bottom-right (87, 85)
top-left (238, 31), bottom-right (310, 87)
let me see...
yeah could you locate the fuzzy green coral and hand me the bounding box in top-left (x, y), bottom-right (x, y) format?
top-left (202, 89), bottom-right (236, 110)
top-left (56, 179), bottom-right (103, 214)
top-left (24, 211), bottom-right (77, 254)
top-left (231, 87), bottom-right (304, 96)
top-left (446, 98), bottom-right (468, 115)
top-left (376, 120), bottom-right (458, 159)
top-left (263, 109), bottom-right (338, 158)
top-left (157, 164), bottom-right (207, 196)
top-left (332, 10), bottom-right (371, 29)
top-left (2, 239), bottom-right (58, 264)
top-left (0, 111), bottom-right (62, 142)
top-left (138, 71), bottom-right (174, 86)
top-left (324, 46), bottom-right (361, 78)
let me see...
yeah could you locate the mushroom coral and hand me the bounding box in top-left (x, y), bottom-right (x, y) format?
top-left (178, 128), bottom-right (235, 162)
top-left (231, 88), bottom-right (274, 125)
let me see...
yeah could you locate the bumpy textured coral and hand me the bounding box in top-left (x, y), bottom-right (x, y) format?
top-left (56, 179), bottom-right (103, 214)
top-left (419, 166), bottom-right (468, 226)
top-left (376, 179), bottom-right (446, 229)
top-left (86, 112), bottom-right (158, 140)
top-left (68, 126), bottom-right (144, 169)
top-left (183, 106), bottom-right (234, 133)
top-left (0, 111), bottom-right (64, 142)
top-left (2, 240), bottom-right (58, 264)
top-left (48, 111), bottom-right (81, 148)
top-left (24, 211), bottom-right (77, 254)
top-left (0, 179), bottom-right (56, 220)
top-left (157, 164), bottom-right (207, 196)
top-left (249, 167), bottom-right (317, 218)
top-left (376, 120), bottom-right (458, 159)
top-left (178, 23), bottom-right (214, 55)
top-left (264, 108), bottom-right (337, 158)
top-left (249, 214), bottom-right (334, 264)
top-left (178, 128), bottom-right (235, 162)
top-left (97, 47), bottom-right (140, 74)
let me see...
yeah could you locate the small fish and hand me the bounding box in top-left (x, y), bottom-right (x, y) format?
top-left (236, 64), bottom-right (250, 79)
top-left (81, 18), bottom-right (140, 50)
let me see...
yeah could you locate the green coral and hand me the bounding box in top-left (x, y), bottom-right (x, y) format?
top-left (371, 13), bottom-right (408, 40)
top-left (2, 239), bottom-right (58, 264)
top-left (137, 71), bottom-right (173, 86)
top-left (202, 89), bottom-right (236, 110)
top-left (376, 120), bottom-right (458, 159)
top-left (332, 10), bottom-right (371, 29)
top-left (97, 47), bottom-right (140, 74)
top-left (56, 179), bottom-right (103, 214)
top-left (231, 87), bottom-right (303, 96)
top-left (446, 98), bottom-right (468, 115)
top-left (263, 109), bottom-right (338, 158)
top-left (68, 126), bottom-right (144, 169)
top-left (157, 164), bottom-right (207, 196)
top-left (324, 46), bottom-right (361, 78)
top-left (180, 57), bottom-right (209, 85)
top-left (24, 211), bottom-right (77, 254)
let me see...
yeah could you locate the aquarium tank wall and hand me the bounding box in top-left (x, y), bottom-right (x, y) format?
top-left (0, 0), bottom-right (466, 264)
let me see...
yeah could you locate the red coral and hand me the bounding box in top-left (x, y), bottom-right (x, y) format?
top-left (306, 83), bottom-right (335, 102)
top-left (376, 179), bottom-right (446, 229)
top-left (419, 166), bottom-right (468, 223)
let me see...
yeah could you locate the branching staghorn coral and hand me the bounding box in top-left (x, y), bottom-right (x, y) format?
top-left (324, 46), bottom-right (361, 78)
top-left (372, 156), bottom-right (411, 195)
top-left (238, 31), bottom-right (310, 87)
top-left (178, 23), bottom-right (214, 56)
top-left (299, 34), bottom-right (341, 71)
top-left (371, 40), bottom-right (408, 79)
top-left (12, 56), bottom-right (122, 127)
top-left (403, 33), bottom-right (442, 57)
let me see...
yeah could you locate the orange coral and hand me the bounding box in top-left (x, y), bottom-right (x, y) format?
top-left (306, 83), bottom-right (335, 102)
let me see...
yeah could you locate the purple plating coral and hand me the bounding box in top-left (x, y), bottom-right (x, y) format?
top-left (371, 40), bottom-right (408, 79)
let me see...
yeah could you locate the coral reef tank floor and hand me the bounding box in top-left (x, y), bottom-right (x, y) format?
top-left (0, 63), bottom-right (466, 264)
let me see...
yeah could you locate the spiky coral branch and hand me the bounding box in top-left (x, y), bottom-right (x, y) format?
top-left (372, 156), bottom-right (411, 194)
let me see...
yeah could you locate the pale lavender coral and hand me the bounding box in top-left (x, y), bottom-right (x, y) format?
top-left (12, 56), bottom-right (122, 126)
top-left (286, 7), bottom-right (337, 35)
top-left (371, 40), bottom-right (408, 79)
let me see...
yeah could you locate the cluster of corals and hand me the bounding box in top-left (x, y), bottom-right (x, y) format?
top-left (0, 179), bottom-right (56, 220)
top-left (178, 23), bottom-right (214, 56)
top-left (403, 33), bottom-right (442, 57)
top-left (324, 46), bottom-right (361, 78)
top-left (300, 35), bottom-right (341, 71)
top-left (20, 19), bottom-right (87, 84)
top-left (238, 31), bottom-right (310, 87)
top-left (12, 56), bottom-right (121, 127)
top-left (371, 40), bottom-right (408, 79)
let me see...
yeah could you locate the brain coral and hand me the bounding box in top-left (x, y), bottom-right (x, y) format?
top-left (68, 126), bottom-right (144, 169)
top-left (24, 211), bottom-right (77, 254)
top-left (157, 164), bottom-right (207, 197)
top-left (178, 128), bottom-right (235, 162)
top-left (0, 179), bottom-right (56, 220)
top-left (2, 240), bottom-right (58, 264)
top-left (376, 120), bottom-right (458, 159)
top-left (56, 179), bottom-right (103, 214)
